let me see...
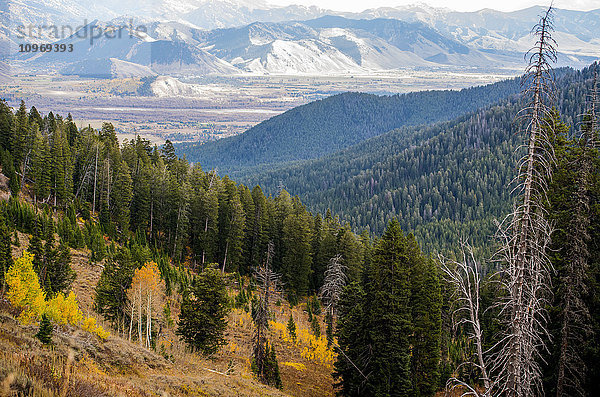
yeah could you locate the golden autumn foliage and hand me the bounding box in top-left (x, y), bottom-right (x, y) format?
top-left (5, 251), bottom-right (46, 324)
top-left (5, 251), bottom-right (109, 339)
top-left (82, 316), bottom-right (110, 339)
top-left (45, 292), bottom-right (83, 326)
top-left (282, 362), bottom-right (306, 371)
top-left (270, 320), bottom-right (336, 369)
top-left (126, 261), bottom-right (164, 347)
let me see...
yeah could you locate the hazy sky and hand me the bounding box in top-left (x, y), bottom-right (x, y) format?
top-left (269, 0), bottom-right (600, 12)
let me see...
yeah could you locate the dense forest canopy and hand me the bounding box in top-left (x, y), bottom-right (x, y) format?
top-left (236, 66), bottom-right (597, 255)
top-left (0, 102), bottom-right (370, 299)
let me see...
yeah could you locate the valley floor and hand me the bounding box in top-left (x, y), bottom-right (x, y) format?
top-left (0, 69), bottom-right (517, 147)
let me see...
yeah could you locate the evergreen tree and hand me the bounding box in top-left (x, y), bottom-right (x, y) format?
top-left (0, 212), bottom-right (13, 293)
top-left (364, 219), bottom-right (413, 395)
top-left (333, 282), bottom-right (369, 396)
top-left (99, 122), bottom-right (118, 148)
top-left (191, 170), bottom-right (219, 266)
top-left (45, 242), bottom-right (76, 296)
top-left (217, 177), bottom-right (245, 273)
top-left (248, 185), bottom-right (268, 271)
top-left (326, 311), bottom-right (333, 347)
top-left (94, 247), bottom-right (137, 333)
top-left (544, 109), bottom-right (600, 396)
top-left (281, 197), bottom-right (312, 297)
top-left (50, 127), bottom-right (71, 206)
top-left (111, 160), bottom-right (133, 235)
top-left (28, 107), bottom-right (43, 132)
top-left (161, 139), bottom-right (177, 169)
top-left (267, 342), bottom-right (283, 390)
top-left (35, 313), bottom-right (53, 345)
top-left (31, 131), bottom-right (51, 202)
top-left (410, 252), bottom-right (442, 396)
top-left (131, 163), bottom-right (151, 232)
top-left (12, 101), bottom-right (29, 182)
top-left (177, 265), bottom-right (229, 355)
top-left (40, 222), bottom-right (58, 293)
top-left (0, 99), bottom-right (14, 151)
top-left (29, 217), bottom-right (44, 275)
top-left (287, 313), bottom-right (297, 341)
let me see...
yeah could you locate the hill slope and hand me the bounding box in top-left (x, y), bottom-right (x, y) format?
top-left (176, 76), bottom-right (521, 175)
top-left (235, 66), bottom-right (594, 254)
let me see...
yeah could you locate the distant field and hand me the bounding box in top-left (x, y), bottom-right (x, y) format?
top-left (0, 69), bottom-right (518, 145)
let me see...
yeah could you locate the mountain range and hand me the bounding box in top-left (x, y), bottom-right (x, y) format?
top-left (2, 1), bottom-right (598, 77)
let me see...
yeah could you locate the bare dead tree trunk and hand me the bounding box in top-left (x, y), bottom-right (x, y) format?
top-left (19, 149), bottom-right (31, 193)
top-left (319, 254), bottom-right (347, 320)
top-left (252, 242), bottom-right (281, 383)
top-left (494, 7), bottom-right (557, 397)
top-left (146, 290), bottom-right (152, 349)
top-left (222, 241), bottom-right (229, 274)
top-left (92, 144), bottom-right (98, 214)
top-left (137, 284), bottom-right (143, 346)
top-left (128, 294), bottom-right (135, 342)
top-left (441, 242), bottom-right (492, 396)
top-left (106, 158), bottom-right (111, 211)
top-left (202, 170), bottom-right (217, 266)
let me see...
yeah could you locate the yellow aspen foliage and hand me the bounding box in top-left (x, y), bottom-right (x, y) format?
top-left (270, 319), bottom-right (336, 368)
top-left (45, 292), bottom-right (83, 326)
top-left (127, 261), bottom-right (164, 347)
top-left (82, 316), bottom-right (110, 339)
top-left (5, 251), bottom-right (46, 324)
top-left (6, 252), bottom-right (108, 339)
top-left (282, 362), bottom-right (306, 371)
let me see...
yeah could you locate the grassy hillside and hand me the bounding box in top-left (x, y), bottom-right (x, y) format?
top-left (1, 228), bottom-right (336, 397)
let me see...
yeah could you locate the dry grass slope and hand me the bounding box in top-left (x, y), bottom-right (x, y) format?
top-left (2, 233), bottom-right (335, 396)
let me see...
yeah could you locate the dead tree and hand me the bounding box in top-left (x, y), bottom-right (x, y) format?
top-left (319, 254), bottom-right (347, 319)
top-left (440, 242), bottom-right (493, 397)
top-left (493, 6), bottom-right (557, 397)
top-left (554, 62), bottom-right (598, 397)
top-left (252, 242), bottom-right (282, 383)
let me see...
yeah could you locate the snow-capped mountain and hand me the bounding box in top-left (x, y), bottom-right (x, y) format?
top-left (194, 17), bottom-right (520, 74)
top-left (3, 1), bottom-right (598, 77)
top-left (23, 20), bottom-right (240, 76)
top-left (183, 1), bottom-right (329, 29)
top-left (353, 5), bottom-right (600, 66)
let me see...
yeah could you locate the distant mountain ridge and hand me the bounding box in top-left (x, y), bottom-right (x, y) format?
top-left (228, 66), bottom-right (594, 252)
top-left (2, 2), bottom-right (598, 76)
top-left (175, 75), bottom-right (522, 174)
top-left (194, 17), bottom-right (509, 73)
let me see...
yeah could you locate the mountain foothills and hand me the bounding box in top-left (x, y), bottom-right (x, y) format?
top-left (176, 75), bottom-right (521, 173)
top-left (0, 96), bottom-right (445, 395)
top-left (223, 67), bottom-right (593, 254)
top-left (1, 5), bottom-right (600, 397)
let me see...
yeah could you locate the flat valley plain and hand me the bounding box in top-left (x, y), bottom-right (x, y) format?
top-left (0, 68), bottom-right (519, 146)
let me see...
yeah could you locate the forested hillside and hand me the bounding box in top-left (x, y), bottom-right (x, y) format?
top-left (239, 66), bottom-right (595, 254)
top-left (176, 76), bottom-right (521, 175)
top-left (0, 98), bottom-right (444, 396)
top-left (0, 102), bottom-right (372, 299)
